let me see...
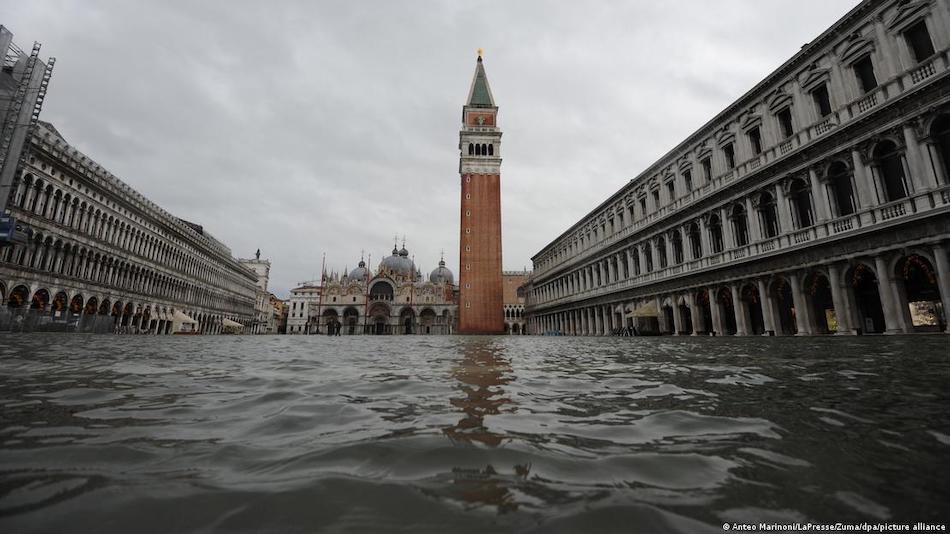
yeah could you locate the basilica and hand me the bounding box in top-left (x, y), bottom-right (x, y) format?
top-left (286, 243), bottom-right (458, 335)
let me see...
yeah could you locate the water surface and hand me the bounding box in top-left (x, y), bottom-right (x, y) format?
top-left (1, 334), bottom-right (949, 532)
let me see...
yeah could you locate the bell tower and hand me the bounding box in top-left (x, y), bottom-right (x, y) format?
top-left (458, 50), bottom-right (504, 334)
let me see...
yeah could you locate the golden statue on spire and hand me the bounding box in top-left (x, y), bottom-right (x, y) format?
top-left (477, 48), bottom-right (484, 58)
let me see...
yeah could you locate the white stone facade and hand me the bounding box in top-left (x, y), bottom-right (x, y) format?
top-left (526, 0), bottom-right (950, 337)
top-left (0, 121), bottom-right (258, 333)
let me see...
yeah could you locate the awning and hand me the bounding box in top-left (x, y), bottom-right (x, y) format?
top-left (172, 310), bottom-right (198, 324)
top-left (222, 318), bottom-right (243, 329)
top-left (629, 302), bottom-right (659, 318)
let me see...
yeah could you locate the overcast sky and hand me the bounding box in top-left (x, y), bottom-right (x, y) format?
top-left (4, 0), bottom-right (857, 298)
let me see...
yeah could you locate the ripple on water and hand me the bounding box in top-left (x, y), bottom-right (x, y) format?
top-left (0, 334), bottom-right (948, 533)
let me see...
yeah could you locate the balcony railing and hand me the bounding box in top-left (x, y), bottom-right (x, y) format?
top-left (531, 184), bottom-right (950, 310)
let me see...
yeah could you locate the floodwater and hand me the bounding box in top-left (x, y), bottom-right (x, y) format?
top-left (1, 334), bottom-right (949, 533)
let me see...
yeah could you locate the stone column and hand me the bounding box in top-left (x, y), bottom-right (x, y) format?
top-left (608, 257), bottom-right (617, 283)
top-left (851, 149), bottom-right (875, 209)
top-left (788, 273), bottom-right (812, 335)
top-left (732, 284), bottom-right (749, 336)
top-left (808, 168), bottom-right (830, 222)
top-left (827, 263), bottom-right (853, 335)
top-left (757, 278), bottom-right (775, 335)
top-left (655, 296), bottom-right (666, 333)
top-left (594, 307), bottom-right (602, 336)
top-left (721, 207), bottom-right (735, 249)
top-left (688, 293), bottom-right (703, 335)
top-left (699, 217), bottom-right (712, 257)
top-left (902, 123), bottom-right (933, 191)
top-left (671, 297), bottom-right (681, 335)
top-left (709, 287), bottom-right (723, 335)
top-left (931, 244), bottom-right (950, 333)
top-left (626, 249), bottom-right (636, 279)
top-left (874, 255), bottom-right (904, 334)
top-left (775, 182), bottom-right (793, 234)
top-left (604, 305), bottom-right (612, 335)
top-left (638, 246), bottom-right (648, 273)
top-left (598, 262), bottom-right (606, 287)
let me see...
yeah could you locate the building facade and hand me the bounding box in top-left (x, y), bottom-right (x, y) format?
top-left (0, 121), bottom-right (258, 333)
top-left (503, 270), bottom-right (528, 334)
top-left (287, 245), bottom-right (458, 335)
top-left (238, 253), bottom-right (275, 334)
top-left (526, 0), bottom-right (950, 337)
top-left (458, 52), bottom-right (504, 334)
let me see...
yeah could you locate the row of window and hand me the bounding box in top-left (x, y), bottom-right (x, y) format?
top-left (535, 14), bottom-right (942, 272)
top-left (7, 171), bottom-right (255, 296)
top-left (0, 235), bottom-right (251, 313)
top-left (466, 143), bottom-right (495, 156)
top-left (534, 118), bottom-right (950, 302)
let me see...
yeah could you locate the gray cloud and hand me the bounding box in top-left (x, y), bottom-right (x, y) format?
top-left (4, 0), bottom-right (857, 297)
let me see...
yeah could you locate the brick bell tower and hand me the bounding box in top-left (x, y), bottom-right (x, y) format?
top-left (458, 50), bottom-right (504, 334)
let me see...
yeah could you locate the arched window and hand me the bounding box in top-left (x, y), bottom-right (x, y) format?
top-left (656, 237), bottom-right (668, 268)
top-left (788, 178), bottom-right (814, 228)
top-left (873, 140), bottom-right (907, 201)
top-left (708, 214), bottom-right (724, 253)
top-left (827, 161), bottom-right (855, 215)
top-left (671, 231), bottom-right (683, 264)
top-left (644, 245), bottom-right (653, 272)
top-left (482, 143), bottom-right (488, 155)
top-left (475, 144), bottom-right (481, 156)
top-left (688, 223), bottom-right (702, 259)
top-left (758, 192), bottom-right (779, 238)
top-left (731, 204), bottom-right (749, 246)
top-left (488, 144), bottom-right (494, 156)
top-left (931, 115), bottom-right (950, 184)
top-left (468, 143), bottom-right (474, 155)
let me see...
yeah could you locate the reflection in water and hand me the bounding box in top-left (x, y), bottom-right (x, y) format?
top-left (443, 340), bottom-right (512, 446)
top-left (441, 340), bottom-right (529, 513)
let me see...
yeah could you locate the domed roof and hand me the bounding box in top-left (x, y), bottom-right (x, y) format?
top-left (349, 259), bottom-right (369, 280)
top-left (429, 259), bottom-right (454, 284)
top-left (380, 250), bottom-right (414, 276)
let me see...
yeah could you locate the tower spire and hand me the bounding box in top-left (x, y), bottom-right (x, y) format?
top-left (466, 52), bottom-right (495, 108)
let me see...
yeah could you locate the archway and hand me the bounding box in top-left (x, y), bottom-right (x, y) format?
top-left (804, 272), bottom-right (835, 333)
top-left (51, 291), bottom-right (68, 321)
top-left (848, 263), bottom-right (885, 334)
top-left (661, 304), bottom-right (674, 335)
top-left (31, 288), bottom-right (50, 311)
top-left (122, 302), bottom-right (134, 327)
top-left (873, 140), bottom-right (908, 202)
top-left (695, 289), bottom-right (712, 334)
top-left (343, 307), bottom-right (359, 335)
top-left (369, 281), bottom-right (394, 301)
top-left (322, 308), bottom-right (339, 335)
top-left (420, 308), bottom-right (437, 334)
top-left (7, 285), bottom-right (29, 308)
top-left (717, 287), bottom-right (737, 335)
top-left (677, 299), bottom-right (693, 334)
top-left (931, 114), bottom-right (950, 183)
top-left (400, 308), bottom-right (416, 335)
top-left (895, 255), bottom-right (944, 332)
top-left (770, 277), bottom-right (796, 335)
top-left (740, 283), bottom-right (765, 335)
top-left (369, 303), bottom-right (390, 335)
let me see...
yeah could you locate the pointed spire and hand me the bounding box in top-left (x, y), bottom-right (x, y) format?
top-left (466, 51), bottom-right (495, 108)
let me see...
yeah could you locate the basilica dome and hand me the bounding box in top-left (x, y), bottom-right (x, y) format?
top-left (429, 259), bottom-right (454, 285)
top-left (349, 260), bottom-right (369, 280)
top-left (380, 245), bottom-right (414, 276)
